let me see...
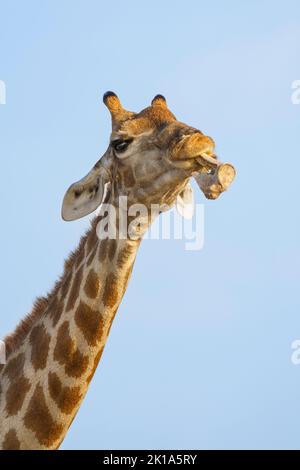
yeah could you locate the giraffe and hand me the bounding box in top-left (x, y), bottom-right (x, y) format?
top-left (0, 92), bottom-right (236, 450)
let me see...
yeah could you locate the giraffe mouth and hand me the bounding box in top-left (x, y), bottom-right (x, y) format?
top-left (196, 152), bottom-right (219, 170)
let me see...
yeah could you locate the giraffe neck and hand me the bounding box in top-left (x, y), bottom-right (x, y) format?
top-left (0, 216), bottom-right (141, 449)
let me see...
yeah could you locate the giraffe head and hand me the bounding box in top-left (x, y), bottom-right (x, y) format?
top-left (62, 92), bottom-right (236, 224)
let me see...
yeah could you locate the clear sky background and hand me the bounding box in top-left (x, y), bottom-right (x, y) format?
top-left (0, 0), bottom-right (300, 450)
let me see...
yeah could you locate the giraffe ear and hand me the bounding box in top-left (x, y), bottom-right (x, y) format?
top-left (61, 166), bottom-right (110, 221)
top-left (176, 182), bottom-right (194, 219)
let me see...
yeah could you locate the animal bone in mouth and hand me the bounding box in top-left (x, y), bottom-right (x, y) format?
top-left (194, 162), bottom-right (236, 199)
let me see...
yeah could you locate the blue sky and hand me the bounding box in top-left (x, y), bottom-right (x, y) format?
top-left (0, 0), bottom-right (300, 449)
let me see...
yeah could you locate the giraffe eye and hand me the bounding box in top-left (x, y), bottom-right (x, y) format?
top-left (112, 139), bottom-right (133, 153)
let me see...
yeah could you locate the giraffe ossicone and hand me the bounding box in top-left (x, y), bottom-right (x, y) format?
top-left (0, 92), bottom-right (236, 450)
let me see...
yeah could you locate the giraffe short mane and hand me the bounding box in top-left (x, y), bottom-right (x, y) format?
top-left (3, 218), bottom-right (99, 358)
